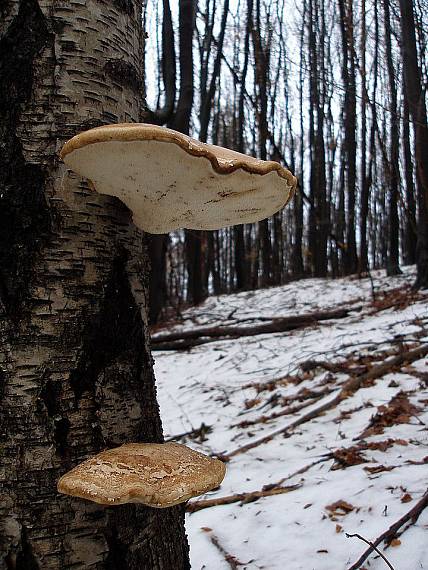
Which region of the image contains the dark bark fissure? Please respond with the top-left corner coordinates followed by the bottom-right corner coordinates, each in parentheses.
top-left (38, 379), bottom-right (71, 457)
top-left (69, 254), bottom-right (143, 404)
top-left (111, 0), bottom-right (135, 17)
top-left (13, 526), bottom-right (40, 570)
top-left (68, 253), bottom-right (162, 449)
top-left (0, 0), bottom-right (52, 316)
top-left (104, 60), bottom-right (142, 92)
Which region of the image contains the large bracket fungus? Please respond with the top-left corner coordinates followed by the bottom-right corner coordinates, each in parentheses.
top-left (57, 443), bottom-right (226, 507)
top-left (60, 123), bottom-right (297, 233)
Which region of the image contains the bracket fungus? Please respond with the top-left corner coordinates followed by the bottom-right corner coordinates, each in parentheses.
top-left (57, 442), bottom-right (226, 507)
top-left (60, 123), bottom-right (297, 233)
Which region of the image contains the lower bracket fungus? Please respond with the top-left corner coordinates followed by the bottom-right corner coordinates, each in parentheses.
top-left (57, 442), bottom-right (226, 507)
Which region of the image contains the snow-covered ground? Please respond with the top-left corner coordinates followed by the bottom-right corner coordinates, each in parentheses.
top-left (153, 267), bottom-right (428, 570)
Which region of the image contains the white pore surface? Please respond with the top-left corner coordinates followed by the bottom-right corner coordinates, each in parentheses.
top-left (154, 267), bottom-right (428, 569)
top-left (65, 140), bottom-right (292, 233)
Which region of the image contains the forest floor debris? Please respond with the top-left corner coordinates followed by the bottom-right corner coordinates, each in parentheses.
top-left (155, 266), bottom-right (428, 569)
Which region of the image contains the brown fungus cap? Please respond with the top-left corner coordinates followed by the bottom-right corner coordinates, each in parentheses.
top-left (60, 123), bottom-right (296, 234)
top-left (57, 442), bottom-right (226, 507)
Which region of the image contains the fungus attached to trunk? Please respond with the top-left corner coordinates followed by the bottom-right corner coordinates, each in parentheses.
top-left (57, 442), bottom-right (226, 507)
top-left (60, 123), bottom-right (296, 233)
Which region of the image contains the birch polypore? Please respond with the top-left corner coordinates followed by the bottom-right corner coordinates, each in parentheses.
top-left (58, 443), bottom-right (226, 507)
top-left (60, 124), bottom-right (297, 233)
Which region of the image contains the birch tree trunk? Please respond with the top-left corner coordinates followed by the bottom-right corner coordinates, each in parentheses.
top-left (0, 1), bottom-right (189, 568)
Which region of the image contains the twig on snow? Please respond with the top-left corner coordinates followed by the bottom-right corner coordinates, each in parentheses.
top-left (347, 488), bottom-right (428, 570)
top-left (221, 344), bottom-right (428, 460)
top-left (262, 455), bottom-right (333, 490)
top-left (346, 532), bottom-right (395, 570)
top-left (187, 484), bottom-right (301, 513)
top-left (201, 529), bottom-right (248, 569)
top-left (164, 422), bottom-right (212, 443)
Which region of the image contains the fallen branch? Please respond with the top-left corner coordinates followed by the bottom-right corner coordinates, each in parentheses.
top-left (188, 455), bottom-right (332, 512)
top-left (347, 488), bottom-right (428, 570)
top-left (151, 307), bottom-right (357, 351)
top-left (262, 455), bottom-right (333, 490)
top-left (232, 392), bottom-right (328, 429)
top-left (346, 533), bottom-right (395, 570)
top-left (240, 338), bottom-right (416, 392)
top-left (187, 483), bottom-right (301, 513)
top-left (164, 422), bottom-right (212, 443)
top-left (201, 529), bottom-right (248, 569)
top-left (222, 343), bottom-right (428, 460)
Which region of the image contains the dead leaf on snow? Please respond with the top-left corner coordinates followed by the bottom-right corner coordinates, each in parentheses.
top-left (407, 456), bottom-right (428, 465)
top-left (326, 500), bottom-right (355, 516)
top-left (364, 464), bottom-right (396, 474)
top-left (359, 392), bottom-right (421, 438)
top-left (331, 438), bottom-right (407, 469)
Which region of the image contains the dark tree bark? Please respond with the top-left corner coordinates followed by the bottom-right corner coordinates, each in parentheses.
top-left (170, 0), bottom-right (195, 135)
top-left (149, 0), bottom-right (199, 319)
top-left (199, 0), bottom-right (229, 142)
top-left (358, 0), bottom-right (369, 274)
top-left (383, 0), bottom-right (401, 276)
top-left (402, 80), bottom-right (417, 265)
top-left (398, 0), bottom-right (428, 287)
top-left (0, 1), bottom-right (189, 568)
top-left (234, 0), bottom-right (253, 291)
top-left (145, 0), bottom-right (176, 325)
top-left (251, 0), bottom-right (273, 287)
top-left (307, 0), bottom-right (328, 277)
top-left (143, 0), bottom-right (176, 125)
top-left (147, 234), bottom-right (169, 324)
top-left (293, 0), bottom-right (306, 278)
top-left (167, 0), bottom-right (204, 305)
top-left (338, 0), bottom-right (358, 274)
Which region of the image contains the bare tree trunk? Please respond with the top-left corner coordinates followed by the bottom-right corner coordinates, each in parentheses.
top-left (398, 0), bottom-right (428, 287)
top-left (383, 0), bottom-right (401, 276)
top-left (168, 0), bottom-right (203, 305)
top-left (0, 1), bottom-right (189, 568)
top-left (293, 0), bottom-right (306, 278)
top-left (338, 0), bottom-right (358, 275)
top-left (147, 234), bottom-right (169, 324)
top-left (146, 0), bottom-right (176, 325)
top-left (199, 0), bottom-right (229, 142)
top-left (251, 0), bottom-right (272, 287)
top-left (402, 81), bottom-right (417, 265)
top-left (307, 0), bottom-right (328, 277)
top-left (358, 0), bottom-right (369, 274)
top-left (234, 0), bottom-right (253, 290)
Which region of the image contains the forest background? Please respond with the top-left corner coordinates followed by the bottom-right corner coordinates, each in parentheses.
top-left (142, 0), bottom-right (428, 324)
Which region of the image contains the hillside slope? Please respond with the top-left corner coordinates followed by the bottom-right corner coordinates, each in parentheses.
top-left (153, 267), bottom-right (428, 570)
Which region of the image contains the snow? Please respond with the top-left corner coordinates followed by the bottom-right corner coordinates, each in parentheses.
top-left (153, 267), bottom-right (428, 570)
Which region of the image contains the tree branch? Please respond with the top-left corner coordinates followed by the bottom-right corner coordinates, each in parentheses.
top-left (222, 343), bottom-right (428, 459)
top-left (347, 489), bottom-right (428, 570)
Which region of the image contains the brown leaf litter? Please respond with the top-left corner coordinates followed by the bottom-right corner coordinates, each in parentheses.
top-left (359, 391), bottom-right (421, 438)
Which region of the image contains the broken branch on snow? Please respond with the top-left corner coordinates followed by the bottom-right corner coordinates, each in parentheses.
top-left (221, 343), bottom-right (428, 460)
top-left (347, 488), bottom-right (428, 570)
top-left (187, 484), bottom-right (301, 513)
top-left (151, 307), bottom-right (359, 350)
